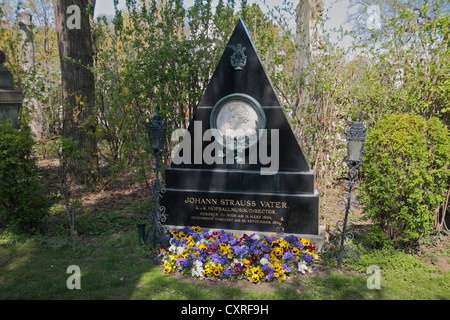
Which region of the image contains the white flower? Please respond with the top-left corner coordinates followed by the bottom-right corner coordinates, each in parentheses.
top-left (260, 258), bottom-right (269, 265)
top-left (191, 262), bottom-right (204, 277)
top-left (298, 262), bottom-right (308, 274)
top-left (192, 268), bottom-right (203, 277)
top-left (193, 260), bottom-right (203, 268)
top-left (176, 246), bottom-right (185, 255)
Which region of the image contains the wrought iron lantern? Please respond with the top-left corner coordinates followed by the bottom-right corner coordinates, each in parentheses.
top-left (320, 112), bottom-right (367, 269)
top-left (346, 113), bottom-right (366, 170)
top-left (336, 113), bottom-right (367, 269)
top-left (144, 113), bottom-right (167, 156)
top-left (139, 111), bottom-right (168, 246)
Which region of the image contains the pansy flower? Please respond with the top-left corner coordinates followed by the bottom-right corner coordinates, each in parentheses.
top-left (233, 263), bottom-right (242, 275)
top-left (273, 247), bottom-right (283, 257)
top-left (163, 265), bottom-right (172, 273)
top-left (282, 251), bottom-right (294, 260)
top-left (251, 274), bottom-right (259, 283)
top-left (223, 267), bottom-right (231, 277)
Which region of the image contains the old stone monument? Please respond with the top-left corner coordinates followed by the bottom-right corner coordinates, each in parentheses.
top-left (0, 51), bottom-right (23, 129)
top-left (161, 20), bottom-right (323, 244)
top-left (18, 9), bottom-right (43, 140)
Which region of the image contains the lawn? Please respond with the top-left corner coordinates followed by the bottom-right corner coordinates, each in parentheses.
top-left (1, 229), bottom-right (448, 301)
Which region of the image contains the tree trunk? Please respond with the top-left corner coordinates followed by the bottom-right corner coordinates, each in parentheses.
top-left (52, 0), bottom-right (97, 184)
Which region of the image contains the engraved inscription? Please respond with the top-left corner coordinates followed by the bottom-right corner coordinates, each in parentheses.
top-left (184, 196), bottom-right (289, 228)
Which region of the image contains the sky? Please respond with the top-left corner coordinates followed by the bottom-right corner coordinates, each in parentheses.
top-left (94, 0), bottom-right (357, 48)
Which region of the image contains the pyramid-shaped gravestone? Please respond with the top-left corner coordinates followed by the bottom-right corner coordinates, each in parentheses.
top-left (162, 19), bottom-right (321, 239)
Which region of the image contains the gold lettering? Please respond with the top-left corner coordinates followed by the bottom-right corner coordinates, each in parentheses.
top-left (185, 197), bottom-right (218, 205)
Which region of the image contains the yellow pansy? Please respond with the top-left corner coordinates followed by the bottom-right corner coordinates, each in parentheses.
top-left (273, 248), bottom-right (282, 256)
top-left (163, 265), bottom-right (172, 273)
top-left (187, 241), bottom-right (195, 248)
top-left (274, 263), bottom-right (282, 273)
top-left (300, 238), bottom-right (310, 247)
top-left (251, 266), bottom-right (260, 274)
top-left (258, 269), bottom-right (264, 278)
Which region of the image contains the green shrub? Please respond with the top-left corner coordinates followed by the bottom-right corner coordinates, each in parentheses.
top-left (0, 122), bottom-right (49, 234)
top-left (360, 114), bottom-right (450, 248)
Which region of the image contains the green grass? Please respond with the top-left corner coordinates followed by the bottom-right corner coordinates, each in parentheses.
top-left (1, 231), bottom-right (448, 300)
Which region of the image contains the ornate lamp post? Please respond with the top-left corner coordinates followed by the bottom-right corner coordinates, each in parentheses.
top-left (337, 113), bottom-right (367, 269)
top-left (139, 111), bottom-right (168, 246)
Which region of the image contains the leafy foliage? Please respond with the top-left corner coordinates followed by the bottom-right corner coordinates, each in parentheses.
top-left (360, 114), bottom-right (450, 248)
top-left (0, 122), bottom-right (49, 234)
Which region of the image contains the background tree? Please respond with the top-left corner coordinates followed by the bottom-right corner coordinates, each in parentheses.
top-left (52, 0), bottom-right (98, 184)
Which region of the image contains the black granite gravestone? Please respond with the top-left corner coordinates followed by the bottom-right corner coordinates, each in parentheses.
top-left (162, 19), bottom-right (321, 239)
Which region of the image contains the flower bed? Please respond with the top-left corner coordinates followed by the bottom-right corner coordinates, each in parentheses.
top-left (156, 226), bottom-right (319, 283)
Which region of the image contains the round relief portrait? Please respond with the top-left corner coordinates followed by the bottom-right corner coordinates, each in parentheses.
top-left (210, 93), bottom-right (266, 150)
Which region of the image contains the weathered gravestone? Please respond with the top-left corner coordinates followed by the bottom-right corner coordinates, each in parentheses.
top-left (162, 20), bottom-right (323, 244)
top-left (19, 9), bottom-right (43, 140)
top-left (0, 50), bottom-right (23, 129)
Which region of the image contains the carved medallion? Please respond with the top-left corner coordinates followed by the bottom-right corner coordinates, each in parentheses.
top-left (210, 93), bottom-right (266, 151)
